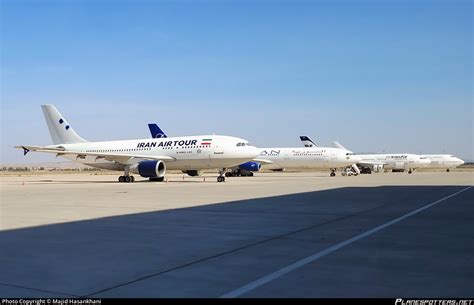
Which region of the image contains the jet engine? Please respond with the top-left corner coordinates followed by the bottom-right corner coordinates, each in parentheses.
top-left (238, 161), bottom-right (261, 172)
top-left (372, 164), bottom-right (384, 172)
top-left (393, 162), bottom-right (405, 170)
top-left (131, 160), bottom-right (166, 178)
top-left (182, 170), bottom-right (202, 177)
top-left (225, 161), bottom-right (261, 177)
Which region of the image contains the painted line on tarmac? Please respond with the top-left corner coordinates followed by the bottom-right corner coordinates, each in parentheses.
top-left (0, 282), bottom-right (79, 297)
top-left (221, 185), bottom-right (473, 298)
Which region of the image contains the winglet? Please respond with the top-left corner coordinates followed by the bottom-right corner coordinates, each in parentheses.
top-left (22, 146), bottom-right (30, 156)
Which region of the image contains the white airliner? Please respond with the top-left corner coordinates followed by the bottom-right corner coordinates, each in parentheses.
top-left (147, 125), bottom-right (360, 177)
top-left (255, 147), bottom-right (361, 176)
top-left (419, 155), bottom-right (464, 171)
top-left (355, 153), bottom-right (431, 174)
top-left (15, 105), bottom-right (259, 182)
top-left (300, 136), bottom-right (431, 174)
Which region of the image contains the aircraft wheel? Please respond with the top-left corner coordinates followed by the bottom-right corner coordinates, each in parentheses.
top-left (125, 176), bottom-right (131, 182)
top-left (249, 172), bottom-right (254, 177)
top-left (217, 176), bottom-right (225, 182)
top-left (330, 172), bottom-right (336, 177)
top-left (130, 176), bottom-right (135, 182)
top-left (225, 172), bottom-right (232, 177)
top-left (446, 169), bottom-right (450, 172)
top-left (118, 176), bottom-right (125, 183)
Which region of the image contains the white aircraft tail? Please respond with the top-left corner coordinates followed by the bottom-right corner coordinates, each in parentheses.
top-left (332, 141), bottom-right (347, 150)
top-left (41, 105), bottom-right (88, 144)
top-left (331, 140), bottom-right (360, 174)
top-left (299, 136), bottom-right (319, 147)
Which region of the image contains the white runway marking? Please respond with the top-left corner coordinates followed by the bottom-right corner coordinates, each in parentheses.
top-left (220, 186), bottom-right (473, 298)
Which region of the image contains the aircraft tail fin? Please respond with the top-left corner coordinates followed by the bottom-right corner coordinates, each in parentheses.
top-left (332, 141), bottom-right (347, 150)
top-left (148, 123), bottom-right (168, 138)
top-left (299, 136), bottom-right (318, 147)
top-left (41, 105), bottom-right (88, 144)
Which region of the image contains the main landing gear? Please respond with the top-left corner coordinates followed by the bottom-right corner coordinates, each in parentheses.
top-left (408, 169), bottom-right (413, 174)
top-left (225, 169), bottom-right (254, 177)
top-left (118, 165), bottom-right (135, 183)
top-left (217, 168), bottom-right (226, 182)
top-left (119, 175), bottom-right (135, 183)
top-left (330, 169), bottom-right (336, 177)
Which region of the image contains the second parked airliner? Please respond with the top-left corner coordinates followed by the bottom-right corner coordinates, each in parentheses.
top-left (147, 124), bottom-right (360, 176)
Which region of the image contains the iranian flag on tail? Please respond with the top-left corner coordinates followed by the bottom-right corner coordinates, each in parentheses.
top-left (201, 138), bottom-right (212, 145)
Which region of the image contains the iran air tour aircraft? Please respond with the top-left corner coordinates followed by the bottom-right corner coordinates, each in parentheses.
top-left (148, 124), bottom-right (360, 177)
top-left (300, 136), bottom-right (432, 174)
top-left (15, 105), bottom-right (259, 183)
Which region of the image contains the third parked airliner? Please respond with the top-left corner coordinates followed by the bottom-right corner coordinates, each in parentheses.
top-left (300, 136), bottom-right (431, 174)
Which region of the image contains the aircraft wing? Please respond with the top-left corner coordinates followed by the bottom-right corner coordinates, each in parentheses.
top-left (252, 158), bottom-right (274, 165)
top-left (15, 145), bottom-right (176, 165)
top-left (357, 160), bottom-right (387, 166)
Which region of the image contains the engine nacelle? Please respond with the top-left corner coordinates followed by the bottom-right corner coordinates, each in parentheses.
top-left (182, 170), bottom-right (202, 177)
top-left (393, 161), bottom-right (405, 170)
top-left (372, 164), bottom-right (384, 172)
top-left (239, 161), bottom-right (261, 172)
top-left (132, 160), bottom-right (166, 178)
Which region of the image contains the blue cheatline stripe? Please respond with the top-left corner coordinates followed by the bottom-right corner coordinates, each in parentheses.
top-left (220, 186), bottom-right (473, 298)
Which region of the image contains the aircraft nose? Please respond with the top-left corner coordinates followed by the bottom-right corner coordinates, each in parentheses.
top-left (246, 146), bottom-right (260, 158)
top-left (455, 158), bottom-right (464, 166)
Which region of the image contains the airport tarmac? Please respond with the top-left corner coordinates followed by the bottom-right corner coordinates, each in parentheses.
top-left (0, 171), bottom-right (473, 297)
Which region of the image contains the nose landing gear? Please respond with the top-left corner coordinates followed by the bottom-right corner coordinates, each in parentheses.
top-left (217, 168), bottom-right (226, 182)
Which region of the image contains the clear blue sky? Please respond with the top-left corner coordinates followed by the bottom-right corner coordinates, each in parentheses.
top-left (1, 0), bottom-right (472, 164)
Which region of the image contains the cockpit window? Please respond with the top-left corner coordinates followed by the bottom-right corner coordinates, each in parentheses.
top-left (237, 142), bottom-right (251, 147)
